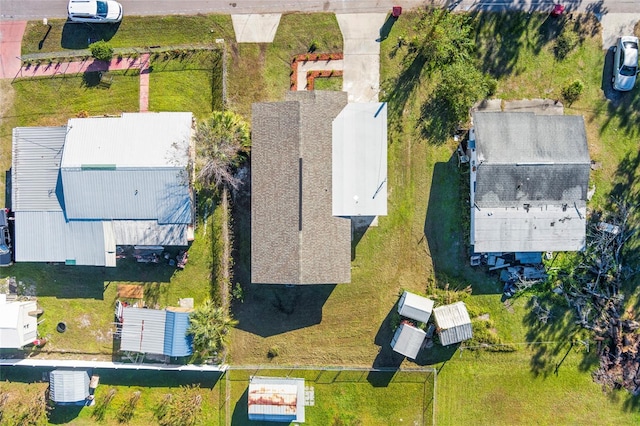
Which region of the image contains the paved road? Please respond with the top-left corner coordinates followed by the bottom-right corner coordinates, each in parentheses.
top-left (0, 0), bottom-right (425, 20)
top-left (1, 0), bottom-right (636, 21)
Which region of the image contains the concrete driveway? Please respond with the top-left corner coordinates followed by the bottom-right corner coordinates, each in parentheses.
top-left (336, 13), bottom-right (387, 103)
top-left (599, 13), bottom-right (640, 49)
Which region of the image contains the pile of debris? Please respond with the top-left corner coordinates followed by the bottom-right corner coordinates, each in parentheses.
top-left (559, 201), bottom-right (639, 395)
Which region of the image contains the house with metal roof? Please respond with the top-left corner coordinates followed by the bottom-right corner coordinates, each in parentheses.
top-left (391, 322), bottom-right (426, 359)
top-left (397, 291), bottom-right (434, 324)
top-left (120, 306), bottom-right (193, 357)
top-left (0, 294), bottom-right (38, 348)
top-left (251, 92), bottom-right (388, 285)
top-left (248, 376), bottom-right (305, 423)
top-left (468, 111), bottom-right (590, 254)
top-left (433, 302), bottom-right (473, 346)
top-left (11, 112), bottom-right (195, 267)
top-left (49, 369), bottom-right (91, 404)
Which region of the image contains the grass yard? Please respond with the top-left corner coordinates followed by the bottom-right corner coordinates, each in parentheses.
top-left (21, 15), bottom-right (234, 54)
top-left (313, 75), bottom-right (343, 91)
top-left (0, 367), bottom-right (224, 425)
top-left (148, 49), bottom-right (224, 117)
top-left (225, 367), bottom-right (433, 425)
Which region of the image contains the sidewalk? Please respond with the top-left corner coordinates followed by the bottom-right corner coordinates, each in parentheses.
top-left (0, 20), bottom-right (26, 79)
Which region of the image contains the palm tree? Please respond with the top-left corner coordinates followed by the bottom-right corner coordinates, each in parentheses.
top-left (194, 110), bottom-right (250, 192)
top-left (188, 299), bottom-right (238, 361)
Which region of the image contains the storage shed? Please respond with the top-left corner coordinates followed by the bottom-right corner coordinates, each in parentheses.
top-left (397, 291), bottom-right (434, 323)
top-left (391, 322), bottom-right (426, 359)
top-left (0, 294), bottom-right (38, 348)
top-left (49, 369), bottom-right (91, 404)
top-left (433, 302), bottom-right (473, 346)
top-left (248, 376), bottom-right (305, 423)
top-left (120, 306), bottom-right (193, 357)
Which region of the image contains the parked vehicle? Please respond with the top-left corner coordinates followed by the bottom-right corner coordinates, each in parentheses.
top-left (0, 209), bottom-right (13, 267)
top-left (67, 0), bottom-right (123, 23)
top-left (612, 36), bottom-right (639, 92)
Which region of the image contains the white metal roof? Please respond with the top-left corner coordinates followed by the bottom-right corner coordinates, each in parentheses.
top-left (11, 126), bottom-right (67, 212)
top-left (248, 376), bottom-right (305, 423)
top-left (63, 112), bottom-right (192, 168)
top-left (472, 204), bottom-right (586, 252)
top-left (49, 369), bottom-right (90, 403)
top-left (398, 291), bottom-right (434, 324)
top-left (433, 302), bottom-right (473, 346)
top-left (391, 323), bottom-right (426, 359)
top-left (332, 102), bottom-right (387, 217)
top-left (120, 307), bottom-right (167, 355)
top-left (0, 299), bottom-right (38, 348)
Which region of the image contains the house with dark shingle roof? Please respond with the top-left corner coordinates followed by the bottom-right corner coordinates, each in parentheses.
top-left (251, 91), bottom-right (388, 285)
top-left (252, 92), bottom-right (352, 284)
top-left (469, 111), bottom-right (590, 254)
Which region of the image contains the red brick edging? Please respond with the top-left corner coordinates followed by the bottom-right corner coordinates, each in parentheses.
top-left (290, 52), bottom-right (343, 91)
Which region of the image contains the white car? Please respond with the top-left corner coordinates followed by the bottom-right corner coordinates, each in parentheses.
top-left (68, 0), bottom-right (123, 23)
top-left (612, 36), bottom-right (638, 92)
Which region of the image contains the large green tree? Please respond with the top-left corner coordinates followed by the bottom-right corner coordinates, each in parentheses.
top-left (188, 299), bottom-right (238, 362)
top-left (194, 110), bottom-right (250, 191)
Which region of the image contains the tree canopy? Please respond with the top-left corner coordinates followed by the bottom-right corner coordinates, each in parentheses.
top-left (194, 110), bottom-right (250, 191)
top-left (188, 299), bottom-right (238, 362)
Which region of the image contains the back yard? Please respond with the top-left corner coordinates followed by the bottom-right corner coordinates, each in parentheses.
top-left (0, 9), bottom-right (639, 425)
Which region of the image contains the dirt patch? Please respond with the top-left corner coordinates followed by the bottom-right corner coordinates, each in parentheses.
top-left (476, 313), bottom-right (490, 321)
top-left (78, 314), bottom-right (91, 328)
top-left (0, 80), bottom-right (15, 125)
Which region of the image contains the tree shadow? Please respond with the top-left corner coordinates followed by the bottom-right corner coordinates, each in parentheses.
top-left (232, 284), bottom-right (335, 337)
top-left (522, 294), bottom-right (593, 377)
top-left (596, 53), bottom-right (640, 137)
top-left (382, 53), bottom-right (427, 134)
top-left (61, 22), bottom-right (121, 50)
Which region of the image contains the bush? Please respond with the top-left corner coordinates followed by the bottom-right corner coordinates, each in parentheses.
top-left (267, 346), bottom-right (280, 358)
top-left (554, 29), bottom-right (579, 60)
top-left (89, 40), bottom-right (114, 62)
top-left (562, 79), bottom-right (584, 106)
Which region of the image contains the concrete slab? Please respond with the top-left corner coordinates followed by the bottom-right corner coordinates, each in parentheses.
top-left (336, 13), bottom-right (387, 103)
top-left (231, 14), bottom-right (281, 43)
top-left (599, 13), bottom-right (640, 50)
top-left (0, 21), bottom-right (26, 79)
top-left (503, 99), bottom-right (564, 115)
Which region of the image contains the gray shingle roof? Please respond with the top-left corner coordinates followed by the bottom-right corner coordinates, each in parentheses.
top-left (251, 91), bottom-right (351, 284)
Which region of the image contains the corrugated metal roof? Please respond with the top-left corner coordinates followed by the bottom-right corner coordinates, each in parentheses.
top-left (112, 220), bottom-right (189, 246)
top-left (391, 323), bottom-right (426, 359)
top-left (398, 291), bottom-right (434, 324)
top-left (248, 376), bottom-right (305, 423)
top-left (251, 91), bottom-right (351, 284)
top-left (433, 302), bottom-right (473, 346)
top-left (473, 204), bottom-right (586, 253)
top-left (49, 369), bottom-right (90, 403)
top-left (62, 112), bottom-right (193, 168)
top-left (11, 126), bottom-right (67, 212)
top-left (121, 307), bottom-right (167, 355)
top-left (14, 211), bottom-right (108, 266)
top-left (164, 309), bottom-right (193, 357)
top-left (61, 168), bottom-right (192, 224)
top-left (332, 102), bottom-right (388, 216)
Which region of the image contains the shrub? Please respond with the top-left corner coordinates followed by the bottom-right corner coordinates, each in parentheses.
top-left (89, 40), bottom-right (114, 62)
top-left (267, 346), bottom-right (280, 358)
top-left (562, 79), bottom-right (584, 106)
top-left (308, 39), bottom-right (319, 53)
top-left (554, 29), bottom-right (578, 60)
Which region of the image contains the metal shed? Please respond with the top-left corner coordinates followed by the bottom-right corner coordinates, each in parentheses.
top-left (391, 322), bottom-right (426, 359)
top-left (433, 302), bottom-right (473, 346)
top-left (49, 369), bottom-right (91, 404)
top-left (120, 307), bottom-right (167, 355)
top-left (397, 291), bottom-right (434, 324)
top-left (248, 376), bottom-right (305, 423)
top-left (164, 308), bottom-right (193, 357)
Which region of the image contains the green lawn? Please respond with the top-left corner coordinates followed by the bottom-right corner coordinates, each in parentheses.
top-left (21, 16), bottom-right (234, 54)
top-left (0, 367), bottom-right (224, 425)
top-left (226, 367), bottom-right (433, 425)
